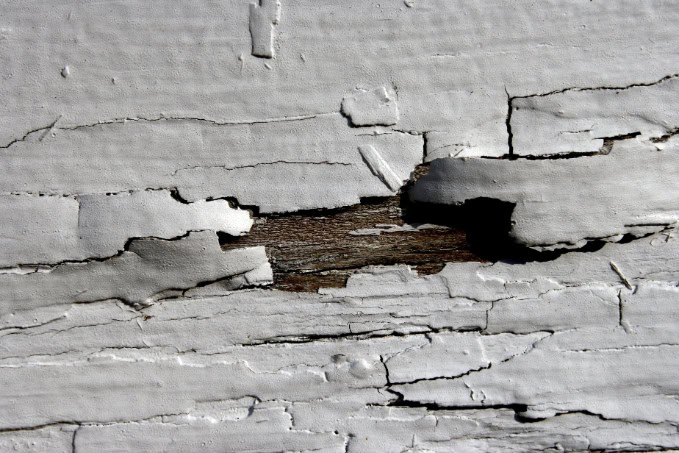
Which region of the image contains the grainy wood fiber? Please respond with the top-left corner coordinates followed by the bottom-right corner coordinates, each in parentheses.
top-left (222, 166), bottom-right (480, 291)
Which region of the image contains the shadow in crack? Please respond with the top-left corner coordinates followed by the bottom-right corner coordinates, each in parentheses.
top-left (403, 196), bottom-right (607, 264)
top-left (400, 197), bottom-right (516, 261)
top-left (220, 164), bottom-right (608, 292)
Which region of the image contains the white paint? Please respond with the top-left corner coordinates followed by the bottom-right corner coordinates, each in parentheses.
top-left (358, 145), bottom-right (405, 192)
top-left (412, 140), bottom-right (679, 249)
top-left (78, 190), bottom-right (252, 257)
top-left (249, 0), bottom-right (282, 58)
top-left (1, 1), bottom-right (678, 450)
top-left (0, 232), bottom-right (272, 318)
top-left (1, 114), bottom-right (422, 213)
top-left (1, 230), bottom-right (679, 449)
top-left (342, 86), bottom-right (400, 127)
top-left (0, 190), bottom-right (253, 267)
top-left (512, 74), bottom-right (679, 156)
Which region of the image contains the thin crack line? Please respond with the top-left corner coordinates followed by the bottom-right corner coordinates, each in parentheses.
top-left (0, 112), bottom-right (338, 150)
top-left (505, 73), bottom-right (679, 155)
top-left (512, 73), bottom-right (679, 100)
top-left (172, 160), bottom-right (353, 176)
top-left (386, 331), bottom-right (552, 387)
top-left (0, 230), bottom-right (211, 274)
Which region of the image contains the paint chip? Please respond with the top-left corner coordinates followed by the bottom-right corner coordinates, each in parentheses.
top-left (341, 86), bottom-right (399, 127)
top-left (358, 145), bottom-right (403, 192)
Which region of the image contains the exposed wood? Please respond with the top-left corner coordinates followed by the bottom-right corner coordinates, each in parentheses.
top-left (3, 1), bottom-right (679, 451)
top-left (222, 166), bottom-right (480, 292)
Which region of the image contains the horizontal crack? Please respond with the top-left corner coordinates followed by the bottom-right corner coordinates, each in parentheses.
top-left (0, 230), bottom-right (211, 274)
top-left (0, 421), bottom-right (81, 435)
top-left (0, 112), bottom-right (338, 150)
top-left (512, 73), bottom-right (679, 100)
top-left (238, 326), bottom-right (472, 347)
top-left (172, 160), bottom-right (353, 176)
top-left (385, 331), bottom-right (551, 386)
top-left (505, 73), bottom-right (678, 156)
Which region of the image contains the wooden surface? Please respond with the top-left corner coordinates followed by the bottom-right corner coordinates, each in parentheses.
top-left (222, 165), bottom-right (482, 291)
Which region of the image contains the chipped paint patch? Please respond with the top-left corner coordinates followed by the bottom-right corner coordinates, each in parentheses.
top-left (1, 1), bottom-right (679, 450)
top-left (249, 0), bottom-right (282, 58)
top-left (342, 86), bottom-right (400, 127)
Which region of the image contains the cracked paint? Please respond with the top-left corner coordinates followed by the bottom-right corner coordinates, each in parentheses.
top-left (411, 140), bottom-right (679, 250)
top-left (0, 189), bottom-right (253, 267)
top-left (0, 113), bottom-right (423, 212)
top-left (510, 73), bottom-right (679, 156)
top-left (1, 1), bottom-right (679, 451)
top-left (0, 232), bottom-right (272, 319)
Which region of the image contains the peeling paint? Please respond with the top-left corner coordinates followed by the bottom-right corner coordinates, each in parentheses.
top-left (1, 1), bottom-right (679, 451)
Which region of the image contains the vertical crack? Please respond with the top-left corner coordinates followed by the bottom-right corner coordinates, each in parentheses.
top-left (505, 87), bottom-right (515, 156)
top-left (421, 130), bottom-right (429, 162)
top-left (379, 354), bottom-right (405, 404)
top-left (617, 288), bottom-right (633, 334)
top-left (71, 426), bottom-right (79, 453)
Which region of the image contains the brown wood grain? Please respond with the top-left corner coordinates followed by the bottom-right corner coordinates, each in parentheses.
top-left (221, 165), bottom-right (485, 292)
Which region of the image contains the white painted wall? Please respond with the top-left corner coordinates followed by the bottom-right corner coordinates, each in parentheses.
top-left (1, 1), bottom-right (678, 451)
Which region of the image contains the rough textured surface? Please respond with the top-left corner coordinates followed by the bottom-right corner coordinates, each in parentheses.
top-left (2, 1), bottom-right (679, 451)
top-left (221, 187), bottom-right (478, 292)
top-left (412, 139), bottom-right (679, 250)
top-left (2, 231), bottom-right (679, 451)
top-left (1, 114), bottom-right (422, 213)
top-left (511, 74), bottom-right (679, 156)
top-left (0, 232), bottom-right (272, 319)
top-left (342, 87), bottom-right (400, 127)
top-left (0, 190), bottom-right (253, 267)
